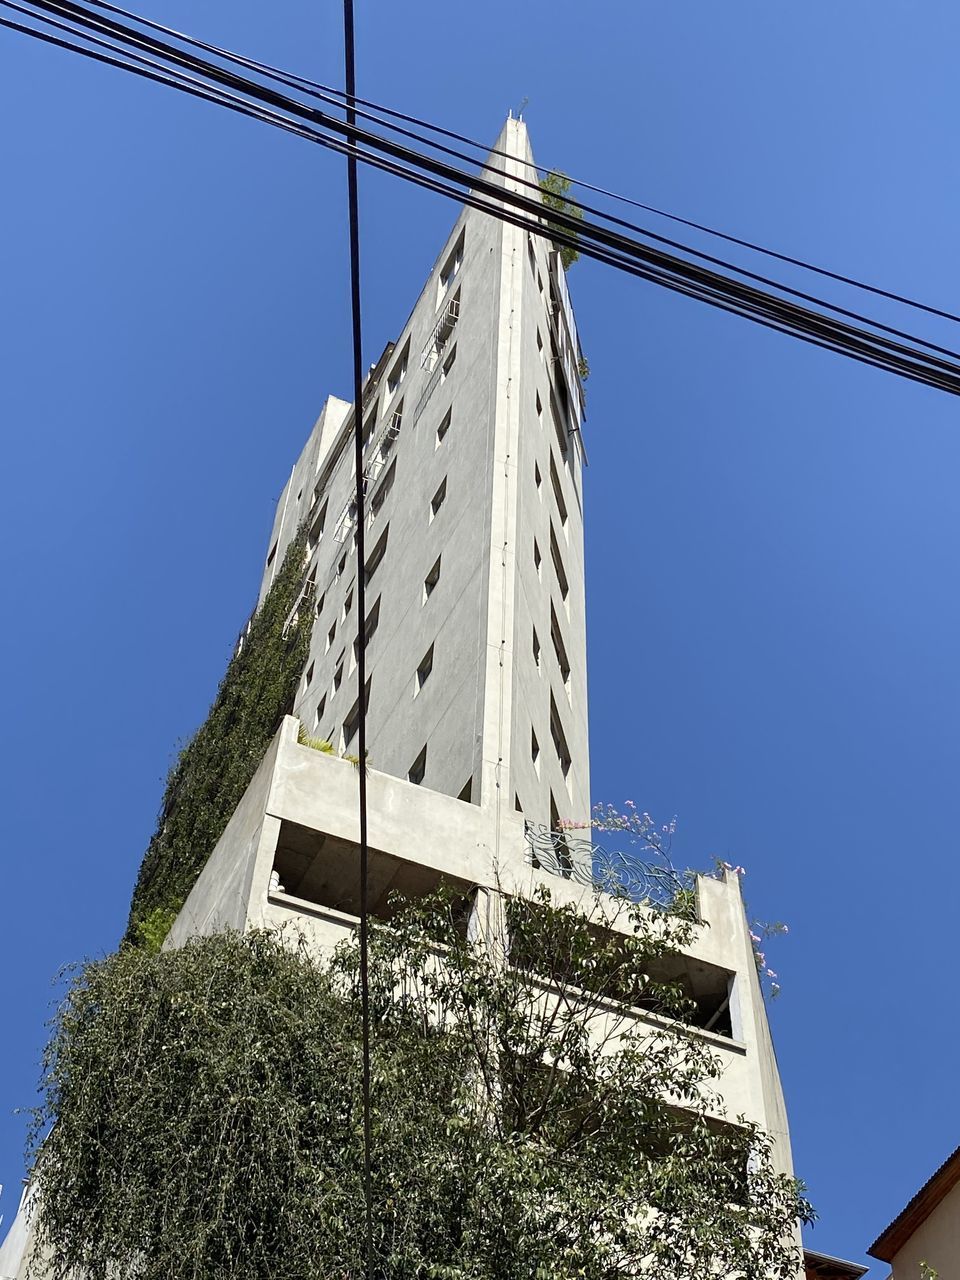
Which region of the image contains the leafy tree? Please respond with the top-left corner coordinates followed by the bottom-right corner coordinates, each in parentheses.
top-left (540, 169), bottom-right (583, 270)
top-left (29, 886), bottom-right (811, 1279)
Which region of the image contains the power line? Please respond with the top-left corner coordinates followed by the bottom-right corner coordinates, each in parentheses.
top-left (62, 0), bottom-right (960, 331)
top-left (5, 0), bottom-right (960, 396)
top-left (67, 0), bottom-right (960, 329)
top-left (340, 1), bottom-right (375, 1276)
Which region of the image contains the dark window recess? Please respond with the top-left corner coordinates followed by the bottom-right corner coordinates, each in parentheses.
top-left (550, 525), bottom-right (569, 600)
top-left (550, 453), bottom-right (567, 525)
top-left (271, 818), bottom-right (475, 937)
top-left (424, 555), bottom-right (441, 600)
top-left (363, 596), bottom-right (381, 647)
top-left (431, 477), bottom-right (448, 519)
top-left (458, 776), bottom-right (473, 804)
top-left (549, 694), bottom-right (571, 779)
top-left (342, 677), bottom-right (371, 748)
top-left (364, 527), bottom-right (389, 584)
top-left (408, 745), bottom-right (427, 785)
top-left (308, 500), bottom-right (328, 552)
top-left (370, 458), bottom-right (397, 517)
top-left (437, 408), bottom-right (452, 445)
top-left (415, 644), bottom-right (434, 694)
top-left (550, 605), bottom-right (570, 687)
top-left (266, 541), bottom-right (278, 569)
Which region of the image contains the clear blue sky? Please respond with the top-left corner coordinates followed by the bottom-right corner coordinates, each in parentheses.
top-left (2, 1), bottom-right (958, 1268)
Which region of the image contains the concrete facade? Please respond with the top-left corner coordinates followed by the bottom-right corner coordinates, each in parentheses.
top-left (0, 119), bottom-right (807, 1279)
top-left (258, 118), bottom-right (589, 830)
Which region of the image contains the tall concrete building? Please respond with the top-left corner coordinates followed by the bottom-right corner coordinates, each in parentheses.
top-left (258, 115), bottom-right (589, 833)
top-left (0, 119), bottom-right (822, 1280)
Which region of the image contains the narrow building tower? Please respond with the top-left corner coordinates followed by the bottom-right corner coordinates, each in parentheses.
top-left (258, 117), bottom-right (590, 832)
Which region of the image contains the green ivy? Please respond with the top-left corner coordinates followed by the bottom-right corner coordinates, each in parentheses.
top-left (539, 169), bottom-right (583, 271)
top-left (124, 527), bottom-right (311, 944)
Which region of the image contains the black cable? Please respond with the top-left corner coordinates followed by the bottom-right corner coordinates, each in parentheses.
top-left (23, 0), bottom-right (960, 375)
top-left (5, 3), bottom-right (960, 397)
top-left (75, 0), bottom-right (960, 328)
top-left (341, 3), bottom-right (375, 1276)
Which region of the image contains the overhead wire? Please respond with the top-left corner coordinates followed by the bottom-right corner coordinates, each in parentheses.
top-left (5, 0), bottom-right (960, 396)
top-left (71, 0), bottom-right (960, 328)
top-left (340, 1), bottom-right (375, 1276)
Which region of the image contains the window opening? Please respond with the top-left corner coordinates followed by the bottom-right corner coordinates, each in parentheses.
top-left (551, 605), bottom-right (571, 690)
top-left (438, 231), bottom-right (465, 301)
top-left (550, 453), bottom-right (568, 526)
top-left (423, 555), bottom-right (441, 601)
top-left (343, 678), bottom-right (371, 749)
top-left (370, 457), bottom-right (397, 519)
top-left (550, 525), bottom-right (569, 600)
top-left (436, 407), bottom-right (452, 446)
top-left (415, 644), bottom-right (435, 695)
top-left (550, 695), bottom-right (572, 780)
top-left (364, 527), bottom-right (389, 585)
top-left (386, 342), bottom-right (409, 400)
top-left (408, 745), bottom-right (427, 786)
top-left (430, 478), bottom-right (447, 521)
top-left (363, 596), bottom-right (381, 648)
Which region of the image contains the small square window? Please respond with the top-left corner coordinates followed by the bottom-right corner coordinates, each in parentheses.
top-left (365, 527), bottom-right (389, 585)
top-left (436, 408), bottom-right (452, 447)
top-left (441, 345), bottom-right (457, 381)
top-left (458, 776), bottom-right (473, 804)
top-left (531, 728), bottom-right (540, 771)
top-left (438, 231), bottom-right (464, 300)
top-left (342, 678), bottom-right (371, 749)
top-left (387, 344), bottom-right (409, 399)
top-left (430, 478), bottom-right (447, 521)
top-left (304, 661), bottom-right (315, 691)
top-left (315, 591), bottom-right (325, 618)
top-left (550, 525), bottom-right (569, 601)
top-left (533, 538), bottom-right (542, 579)
top-left (333, 663), bottom-right (344, 694)
top-left (536, 329), bottom-right (544, 360)
top-left (266, 541), bottom-right (278, 570)
top-left (534, 462), bottom-right (542, 496)
top-left (415, 644), bottom-right (434, 696)
top-left (337, 553), bottom-right (347, 580)
top-left (315, 695), bottom-right (326, 727)
top-left (423, 556), bottom-right (441, 602)
top-left (308, 501), bottom-right (328, 553)
top-left (550, 454), bottom-right (568, 527)
top-left (363, 597), bottom-right (381, 648)
top-left (342, 589), bottom-right (354, 621)
top-left (408, 745), bottom-right (427, 786)
top-left (326, 622), bottom-right (337, 652)
top-left (536, 391), bottom-right (543, 420)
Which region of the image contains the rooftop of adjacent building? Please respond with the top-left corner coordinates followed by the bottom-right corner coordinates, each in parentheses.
top-left (868, 1140), bottom-right (960, 1263)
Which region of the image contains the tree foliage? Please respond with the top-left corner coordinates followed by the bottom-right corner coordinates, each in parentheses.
top-left (31, 888), bottom-right (811, 1279)
top-left (539, 169), bottom-right (583, 270)
top-left (125, 527), bottom-right (311, 944)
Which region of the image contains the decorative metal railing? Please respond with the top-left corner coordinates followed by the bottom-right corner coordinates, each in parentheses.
top-left (523, 823), bottom-right (691, 911)
top-left (365, 409), bottom-right (402, 481)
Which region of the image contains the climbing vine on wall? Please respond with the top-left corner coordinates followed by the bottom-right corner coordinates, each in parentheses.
top-left (125, 526), bottom-right (311, 945)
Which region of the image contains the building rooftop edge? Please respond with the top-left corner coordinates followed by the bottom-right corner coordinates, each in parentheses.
top-left (867, 1141), bottom-right (960, 1261)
